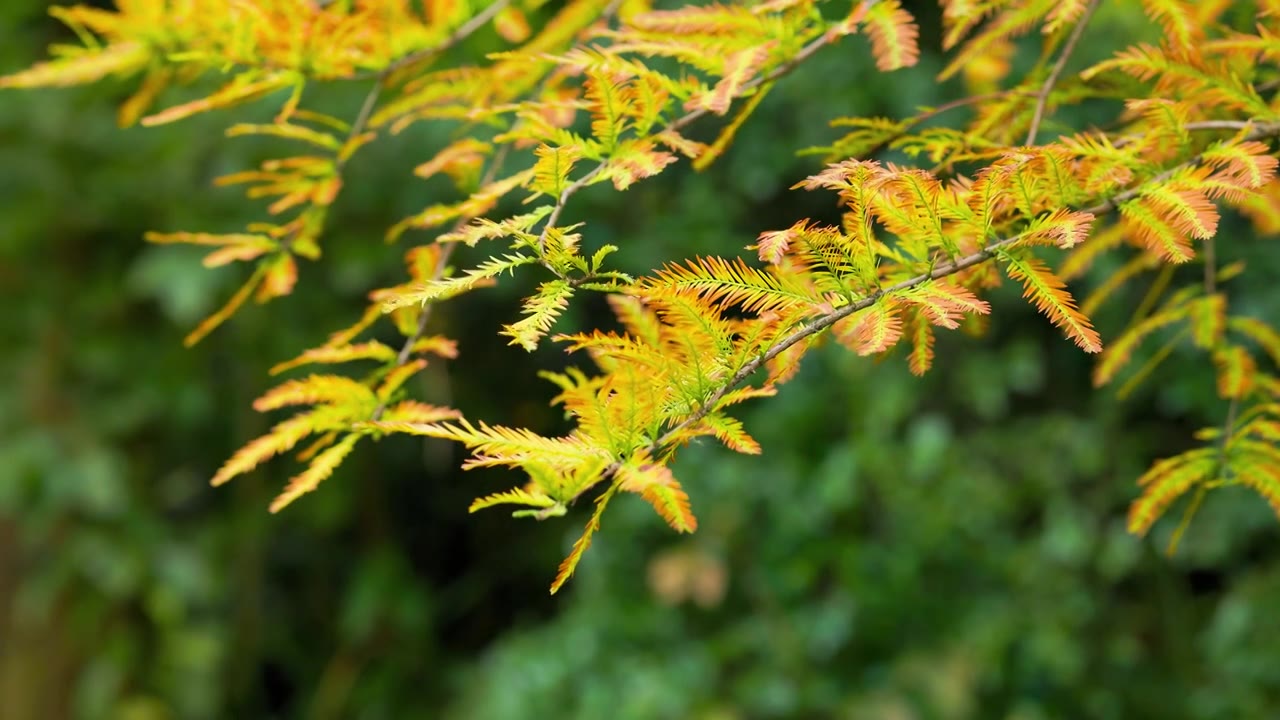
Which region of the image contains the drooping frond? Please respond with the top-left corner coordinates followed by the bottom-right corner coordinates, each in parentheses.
top-left (617, 459), bottom-right (698, 532)
top-left (144, 231), bottom-right (280, 269)
top-left (0, 42), bottom-right (149, 89)
top-left (606, 294), bottom-right (664, 347)
top-left (469, 486), bottom-right (561, 515)
top-left (896, 280), bottom-right (991, 330)
top-left (864, 0), bottom-right (920, 71)
top-left (1021, 209), bottom-right (1094, 249)
top-left (1187, 294), bottom-right (1226, 350)
top-left (211, 413), bottom-right (319, 488)
top-left (808, 116), bottom-right (910, 163)
top-left (1128, 448), bottom-right (1217, 536)
top-left (437, 207), bottom-right (554, 247)
top-left (387, 170), bottom-right (536, 241)
top-left (414, 137), bottom-right (493, 187)
top-left (692, 412), bottom-right (761, 455)
top-left (226, 121), bottom-right (343, 151)
top-left (144, 72), bottom-right (299, 127)
top-left (1141, 0), bottom-right (1199, 52)
top-left (938, 0), bottom-right (1051, 80)
top-left (690, 44), bottom-right (772, 115)
top-left (600, 139), bottom-right (679, 190)
top-left (1199, 140), bottom-right (1280, 198)
top-left (1080, 254), bottom-right (1159, 317)
top-left (378, 400), bottom-right (462, 425)
top-left (833, 301), bottom-right (904, 356)
top-left (376, 359), bottom-right (429, 403)
top-left (1000, 252), bottom-right (1102, 353)
top-left (1233, 448), bottom-right (1280, 519)
top-left (269, 434), bottom-right (362, 513)
top-left (503, 280), bottom-right (575, 351)
top-left (1230, 316), bottom-right (1280, 369)
top-left (254, 374), bottom-right (375, 412)
top-left (550, 482), bottom-right (619, 594)
top-left (380, 253), bottom-right (539, 310)
top-left (904, 309), bottom-right (936, 376)
top-left (754, 220), bottom-right (810, 265)
top-left (1043, 0), bottom-right (1091, 36)
top-left (270, 341), bottom-right (399, 375)
top-left (639, 256), bottom-right (821, 315)
top-left (370, 418), bottom-right (609, 472)
top-left (182, 265), bottom-right (266, 347)
top-left (528, 144), bottom-right (584, 198)
top-left (1212, 345), bottom-right (1256, 399)
top-left (692, 80), bottom-right (774, 171)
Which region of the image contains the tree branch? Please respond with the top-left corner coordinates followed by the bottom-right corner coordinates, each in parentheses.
top-left (570, 120), bottom-right (1280, 503)
top-left (1025, 0), bottom-right (1100, 146)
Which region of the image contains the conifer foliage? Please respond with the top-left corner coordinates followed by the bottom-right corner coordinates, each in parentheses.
top-left (6, 0), bottom-right (1280, 592)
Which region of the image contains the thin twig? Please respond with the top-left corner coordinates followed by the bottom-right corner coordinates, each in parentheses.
top-left (352, 0), bottom-right (513, 82)
top-left (337, 81), bottom-right (383, 170)
top-left (1203, 237), bottom-right (1217, 296)
top-left (1166, 485), bottom-right (1207, 557)
top-left (1025, 0), bottom-right (1100, 146)
top-left (1113, 119), bottom-right (1261, 149)
top-left (1183, 120), bottom-right (1257, 132)
top-left (370, 145), bottom-right (512, 421)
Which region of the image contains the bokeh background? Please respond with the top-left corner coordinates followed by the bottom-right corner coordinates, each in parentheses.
top-left (4, 1), bottom-right (1280, 718)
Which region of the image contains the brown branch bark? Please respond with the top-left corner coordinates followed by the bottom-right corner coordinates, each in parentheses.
top-left (1025, 0), bottom-right (1101, 146)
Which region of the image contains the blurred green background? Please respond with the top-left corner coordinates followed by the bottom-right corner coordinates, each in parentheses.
top-left (4, 2), bottom-right (1280, 718)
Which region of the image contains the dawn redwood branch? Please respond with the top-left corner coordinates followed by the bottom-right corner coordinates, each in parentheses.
top-left (567, 120), bottom-right (1280, 503)
top-left (1025, 0), bottom-right (1100, 146)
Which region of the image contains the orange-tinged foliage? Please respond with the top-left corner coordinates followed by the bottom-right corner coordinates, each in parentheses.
top-left (834, 302), bottom-right (904, 356)
top-left (1001, 254), bottom-right (1102, 353)
top-left (550, 483), bottom-right (616, 594)
top-left (269, 434), bottom-right (361, 513)
top-left (618, 459), bottom-right (698, 532)
top-left (865, 0), bottom-right (920, 72)
top-left (8, 0), bottom-right (1280, 590)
